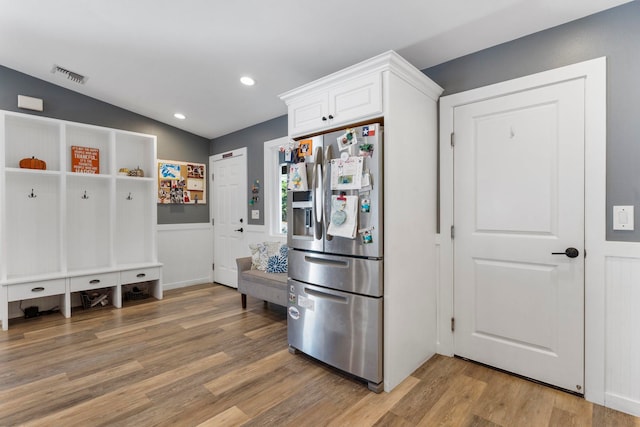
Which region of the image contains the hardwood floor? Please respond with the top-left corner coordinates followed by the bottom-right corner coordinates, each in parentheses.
top-left (0, 283), bottom-right (638, 426)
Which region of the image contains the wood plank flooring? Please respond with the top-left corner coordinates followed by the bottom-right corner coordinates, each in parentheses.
top-left (0, 283), bottom-right (638, 426)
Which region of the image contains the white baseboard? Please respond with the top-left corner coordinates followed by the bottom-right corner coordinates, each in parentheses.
top-left (163, 277), bottom-right (212, 291)
top-left (605, 393), bottom-right (640, 418)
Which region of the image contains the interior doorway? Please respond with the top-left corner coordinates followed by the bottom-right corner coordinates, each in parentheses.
top-left (438, 57), bottom-right (607, 399)
top-left (452, 78), bottom-right (585, 393)
top-left (210, 148), bottom-right (247, 288)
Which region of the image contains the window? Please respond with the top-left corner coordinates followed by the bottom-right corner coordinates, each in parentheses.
top-left (279, 163), bottom-right (288, 234)
top-left (264, 136), bottom-right (290, 237)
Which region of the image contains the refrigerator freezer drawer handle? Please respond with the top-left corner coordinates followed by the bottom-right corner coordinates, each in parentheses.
top-left (304, 288), bottom-right (348, 303)
top-left (304, 256), bottom-right (349, 268)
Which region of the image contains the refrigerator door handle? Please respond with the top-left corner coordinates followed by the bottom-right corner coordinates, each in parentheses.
top-left (323, 144), bottom-right (333, 241)
top-left (313, 146), bottom-right (323, 240)
top-left (304, 287), bottom-right (348, 304)
top-left (304, 255), bottom-right (349, 268)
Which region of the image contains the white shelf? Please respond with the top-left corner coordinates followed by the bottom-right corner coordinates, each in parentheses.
top-left (0, 110), bottom-right (162, 330)
top-left (5, 167), bottom-right (62, 176)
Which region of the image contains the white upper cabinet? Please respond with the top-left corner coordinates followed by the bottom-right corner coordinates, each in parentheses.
top-left (288, 72), bottom-right (383, 137)
top-left (280, 51), bottom-right (443, 139)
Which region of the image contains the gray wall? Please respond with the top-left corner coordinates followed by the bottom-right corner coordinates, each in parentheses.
top-left (422, 1), bottom-right (640, 241)
top-left (0, 65), bottom-right (210, 224)
top-left (6, 1), bottom-right (637, 235)
top-left (210, 1), bottom-right (640, 241)
top-left (210, 116), bottom-right (287, 225)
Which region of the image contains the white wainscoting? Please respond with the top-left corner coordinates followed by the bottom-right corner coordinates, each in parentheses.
top-left (603, 241), bottom-right (640, 417)
top-left (158, 223), bottom-right (213, 290)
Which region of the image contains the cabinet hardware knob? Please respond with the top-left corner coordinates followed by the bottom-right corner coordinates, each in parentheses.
top-left (31, 287), bottom-right (45, 292)
top-left (89, 279), bottom-right (100, 284)
top-left (136, 273), bottom-right (146, 278)
top-left (322, 116), bottom-right (328, 121)
top-left (328, 114), bottom-right (334, 120)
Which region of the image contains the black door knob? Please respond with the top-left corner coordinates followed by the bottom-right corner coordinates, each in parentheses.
top-left (234, 227), bottom-right (244, 233)
top-left (551, 247), bottom-right (579, 258)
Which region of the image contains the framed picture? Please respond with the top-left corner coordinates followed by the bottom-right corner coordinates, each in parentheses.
top-left (71, 146), bottom-right (100, 174)
top-left (157, 159), bottom-right (207, 204)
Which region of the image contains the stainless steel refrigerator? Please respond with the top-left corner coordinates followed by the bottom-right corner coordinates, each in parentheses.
top-left (287, 123), bottom-right (383, 392)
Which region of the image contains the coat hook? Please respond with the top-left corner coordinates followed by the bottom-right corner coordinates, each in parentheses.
top-left (81, 190), bottom-right (89, 199)
top-left (126, 192), bottom-right (133, 200)
top-left (28, 188), bottom-right (37, 198)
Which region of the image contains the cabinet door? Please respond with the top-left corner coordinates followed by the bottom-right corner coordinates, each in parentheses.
top-left (329, 72), bottom-right (382, 128)
top-left (289, 92), bottom-right (329, 137)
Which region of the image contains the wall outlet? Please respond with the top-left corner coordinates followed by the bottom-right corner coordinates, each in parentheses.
top-left (251, 210), bottom-right (260, 220)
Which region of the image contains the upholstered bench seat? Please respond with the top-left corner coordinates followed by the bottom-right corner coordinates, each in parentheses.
top-left (236, 257), bottom-right (287, 308)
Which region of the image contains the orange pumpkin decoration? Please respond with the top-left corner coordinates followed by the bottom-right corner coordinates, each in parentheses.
top-left (19, 156), bottom-right (47, 170)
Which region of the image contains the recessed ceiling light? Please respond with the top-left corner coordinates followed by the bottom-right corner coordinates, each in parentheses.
top-left (174, 113), bottom-right (186, 120)
top-left (240, 76), bottom-right (255, 86)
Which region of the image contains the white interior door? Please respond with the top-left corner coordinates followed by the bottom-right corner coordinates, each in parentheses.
top-left (453, 78), bottom-right (585, 393)
top-left (210, 148), bottom-right (247, 288)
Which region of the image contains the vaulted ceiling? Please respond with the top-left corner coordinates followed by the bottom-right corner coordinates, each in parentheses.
top-left (0, 0), bottom-right (631, 139)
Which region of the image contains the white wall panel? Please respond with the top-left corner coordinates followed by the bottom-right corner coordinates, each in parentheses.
top-left (158, 223), bottom-right (213, 289)
top-left (605, 245), bottom-right (640, 417)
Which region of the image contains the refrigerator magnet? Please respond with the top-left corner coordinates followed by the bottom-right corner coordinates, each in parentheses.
top-left (361, 171), bottom-right (371, 189)
top-left (362, 125), bottom-right (375, 137)
top-left (360, 197), bottom-right (370, 213)
top-left (297, 139), bottom-right (312, 158)
top-left (288, 306), bottom-right (300, 320)
top-left (337, 128), bottom-right (358, 151)
top-left (360, 229), bottom-right (373, 244)
top-left (359, 143), bottom-right (374, 157)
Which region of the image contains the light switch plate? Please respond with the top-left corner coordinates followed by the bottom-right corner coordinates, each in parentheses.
top-left (613, 205), bottom-right (634, 230)
top-left (251, 209), bottom-right (260, 220)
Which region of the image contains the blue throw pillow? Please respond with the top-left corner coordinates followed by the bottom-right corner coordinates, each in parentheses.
top-left (279, 245), bottom-right (288, 257)
top-left (266, 254), bottom-right (287, 273)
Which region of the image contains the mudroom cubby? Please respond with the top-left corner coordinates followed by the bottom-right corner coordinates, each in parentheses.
top-left (0, 110), bottom-right (162, 330)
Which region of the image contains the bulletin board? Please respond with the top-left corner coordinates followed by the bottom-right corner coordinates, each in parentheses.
top-left (157, 159), bottom-right (207, 204)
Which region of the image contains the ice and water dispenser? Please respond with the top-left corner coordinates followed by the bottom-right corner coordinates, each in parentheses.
top-left (289, 190), bottom-right (315, 239)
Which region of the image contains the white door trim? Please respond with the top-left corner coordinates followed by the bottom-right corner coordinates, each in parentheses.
top-left (210, 147), bottom-right (247, 163)
top-left (263, 136), bottom-right (289, 239)
top-left (438, 57), bottom-right (607, 404)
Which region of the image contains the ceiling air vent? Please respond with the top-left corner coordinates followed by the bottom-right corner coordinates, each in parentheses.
top-left (51, 64), bottom-right (88, 84)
